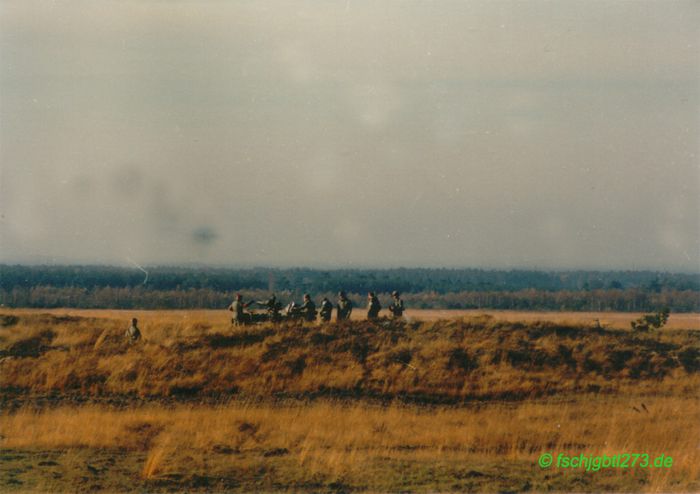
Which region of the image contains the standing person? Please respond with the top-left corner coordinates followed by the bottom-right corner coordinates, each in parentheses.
top-left (298, 294), bottom-right (317, 322)
top-left (125, 317), bottom-right (141, 342)
top-left (389, 291), bottom-right (405, 319)
top-left (319, 297), bottom-right (333, 322)
top-left (336, 291), bottom-right (353, 321)
top-left (367, 292), bottom-right (381, 320)
top-left (228, 294), bottom-right (251, 326)
top-left (257, 294), bottom-right (281, 322)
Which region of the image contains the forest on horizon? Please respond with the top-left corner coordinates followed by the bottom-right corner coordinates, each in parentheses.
top-left (1, 265), bottom-right (699, 312)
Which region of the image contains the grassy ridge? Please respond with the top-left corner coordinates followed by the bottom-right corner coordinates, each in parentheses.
top-left (1, 312), bottom-right (699, 403)
top-left (2, 310), bottom-right (700, 492)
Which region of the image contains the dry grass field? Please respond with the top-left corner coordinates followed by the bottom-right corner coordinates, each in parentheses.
top-left (405, 310), bottom-right (700, 331)
top-left (5, 307), bottom-right (700, 329)
top-left (2, 397), bottom-right (698, 493)
top-left (1, 308), bottom-right (699, 492)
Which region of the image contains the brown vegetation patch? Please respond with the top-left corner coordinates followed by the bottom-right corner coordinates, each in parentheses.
top-left (1, 311), bottom-right (699, 405)
top-left (0, 312), bottom-right (700, 410)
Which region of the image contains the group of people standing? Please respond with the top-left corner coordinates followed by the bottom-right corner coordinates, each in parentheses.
top-left (123, 291), bottom-right (405, 341)
top-left (228, 290), bottom-right (405, 326)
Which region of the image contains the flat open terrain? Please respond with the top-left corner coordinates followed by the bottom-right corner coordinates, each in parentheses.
top-left (4, 307), bottom-right (700, 330)
top-left (1, 309), bottom-right (699, 492)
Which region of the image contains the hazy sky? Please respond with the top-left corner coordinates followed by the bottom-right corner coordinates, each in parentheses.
top-left (1, 1), bottom-right (698, 270)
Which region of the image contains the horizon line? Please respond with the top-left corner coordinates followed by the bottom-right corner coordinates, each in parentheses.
top-left (1, 262), bottom-right (699, 276)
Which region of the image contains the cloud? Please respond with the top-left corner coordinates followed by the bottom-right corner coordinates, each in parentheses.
top-left (0, 1), bottom-right (698, 270)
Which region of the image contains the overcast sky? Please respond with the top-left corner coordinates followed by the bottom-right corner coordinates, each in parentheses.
top-left (1, 1), bottom-right (698, 270)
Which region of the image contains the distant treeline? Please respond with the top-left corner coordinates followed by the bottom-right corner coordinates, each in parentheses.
top-left (1, 265), bottom-right (699, 311)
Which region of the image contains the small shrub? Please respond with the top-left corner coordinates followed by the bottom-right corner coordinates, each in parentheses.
top-left (678, 347), bottom-right (700, 373)
top-left (447, 347), bottom-right (478, 372)
top-left (206, 330), bottom-right (269, 349)
top-left (557, 344), bottom-right (577, 370)
top-left (608, 350), bottom-right (634, 372)
top-left (5, 329), bottom-right (55, 357)
top-left (285, 356), bottom-right (306, 376)
top-left (582, 352), bottom-right (602, 373)
top-left (388, 348), bottom-right (412, 366)
top-left (631, 308), bottom-right (670, 332)
top-left (0, 315), bottom-right (19, 327)
top-left (310, 332), bottom-right (336, 345)
top-left (350, 337), bottom-right (370, 363)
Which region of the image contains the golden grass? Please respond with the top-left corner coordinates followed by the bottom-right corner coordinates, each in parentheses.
top-left (2, 309), bottom-right (699, 491)
top-left (2, 310), bottom-right (699, 401)
top-left (2, 397), bottom-right (698, 492)
top-left (407, 309), bottom-right (700, 330)
top-left (4, 307), bottom-right (699, 329)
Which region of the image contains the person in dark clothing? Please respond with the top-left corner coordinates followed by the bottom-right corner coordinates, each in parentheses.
top-left (319, 297), bottom-right (333, 322)
top-left (389, 291), bottom-right (405, 319)
top-left (367, 292), bottom-right (381, 320)
top-left (337, 291), bottom-right (353, 321)
top-left (257, 294), bottom-right (281, 322)
top-left (298, 294), bottom-right (317, 322)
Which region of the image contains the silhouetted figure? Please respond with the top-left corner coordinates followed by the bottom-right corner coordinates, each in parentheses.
top-left (319, 297), bottom-right (333, 322)
top-left (257, 294), bottom-right (282, 322)
top-left (298, 294), bottom-right (317, 322)
top-left (367, 292), bottom-right (381, 320)
top-left (125, 317), bottom-right (141, 342)
top-left (229, 294), bottom-right (252, 326)
top-left (389, 291), bottom-right (405, 319)
top-left (337, 291), bottom-right (353, 321)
